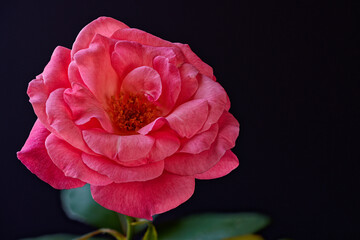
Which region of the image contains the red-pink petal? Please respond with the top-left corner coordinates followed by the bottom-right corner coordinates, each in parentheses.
top-left (72, 17), bottom-right (129, 57)
top-left (174, 43), bottom-right (215, 80)
top-left (153, 56), bottom-right (181, 113)
top-left (137, 117), bottom-right (168, 135)
top-left (148, 129), bottom-right (180, 161)
top-left (74, 34), bottom-right (120, 105)
top-left (121, 66), bottom-right (162, 101)
top-left (112, 41), bottom-right (146, 80)
top-left (112, 41), bottom-right (179, 80)
top-left (216, 111), bottom-right (240, 150)
top-left (68, 61), bottom-right (85, 85)
top-left (43, 46), bottom-right (71, 91)
top-left (82, 154), bottom-right (164, 183)
top-left (63, 83), bottom-right (114, 133)
top-left (164, 111), bottom-right (239, 176)
top-left (179, 123), bottom-right (219, 154)
top-left (111, 28), bottom-right (173, 47)
top-left (45, 134), bottom-right (112, 186)
top-left (176, 63), bottom-right (199, 105)
top-left (166, 99), bottom-right (209, 138)
top-left (193, 75), bottom-right (228, 132)
top-left (195, 150), bottom-right (239, 179)
top-left (91, 172), bottom-right (195, 220)
top-left (17, 120), bottom-right (85, 189)
top-left (46, 88), bottom-right (92, 154)
top-left (82, 129), bottom-right (154, 163)
top-left (27, 77), bottom-right (52, 130)
top-left (112, 28), bottom-right (185, 66)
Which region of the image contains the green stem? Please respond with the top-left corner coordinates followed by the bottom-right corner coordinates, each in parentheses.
top-left (75, 228), bottom-right (126, 240)
top-left (125, 216), bottom-right (135, 240)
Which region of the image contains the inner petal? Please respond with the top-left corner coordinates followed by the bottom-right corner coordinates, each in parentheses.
top-left (107, 93), bottom-right (161, 134)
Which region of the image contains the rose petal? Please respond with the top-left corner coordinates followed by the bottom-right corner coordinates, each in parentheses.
top-left (111, 28), bottom-right (173, 47)
top-left (68, 61), bottom-right (85, 85)
top-left (166, 99), bottom-right (209, 138)
top-left (195, 150), bottom-right (239, 179)
top-left (153, 56), bottom-right (181, 113)
top-left (112, 28), bottom-right (185, 66)
top-left (112, 41), bottom-right (178, 80)
top-left (165, 111), bottom-right (239, 175)
top-left (72, 16), bottom-right (129, 57)
top-left (82, 154), bottom-right (164, 183)
top-left (17, 120), bottom-right (85, 189)
top-left (46, 88), bottom-right (92, 154)
top-left (63, 83), bottom-right (114, 133)
top-left (174, 43), bottom-right (215, 80)
top-left (176, 63), bottom-right (199, 104)
top-left (74, 34), bottom-right (120, 105)
top-left (27, 77), bottom-right (52, 130)
top-left (137, 117), bottom-right (168, 135)
top-left (82, 129), bottom-right (154, 163)
top-left (148, 128), bottom-right (180, 161)
top-left (45, 133), bottom-right (112, 186)
top-left (179, 123), bottom-right (219, 154)
top-left (91, 172), bottom-right (195, 220)
top-left (43, 46), bottom-right (71, 91)
top-left (193, 75), bottom-right (228, 132)
top-left (121, 66), bottom-right (162, 101)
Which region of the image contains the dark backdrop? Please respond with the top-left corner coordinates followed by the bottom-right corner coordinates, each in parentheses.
top-left (0, 1), bottom-right (358, 239)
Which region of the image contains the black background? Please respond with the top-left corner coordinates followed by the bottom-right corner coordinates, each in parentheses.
top-left (0, 1), bottom-right (358, 239)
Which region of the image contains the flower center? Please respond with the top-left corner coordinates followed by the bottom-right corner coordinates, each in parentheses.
top-left (107, 93), bottom-right (160, 134)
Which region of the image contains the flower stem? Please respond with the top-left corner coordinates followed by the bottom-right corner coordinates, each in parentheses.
top-left (75, 228), bottom-right (126, 240)
top-left (125, 215), bottom-right (135, 240)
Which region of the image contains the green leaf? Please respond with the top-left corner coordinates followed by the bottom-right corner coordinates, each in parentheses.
top-left (157, 213), bottom-right (270, 240)
top-left (20, 233), bottom-right (108, 240)
top-left (61, 184), bottom-right (122, 231)
top-left (143, 223), bottom-right (158, 240)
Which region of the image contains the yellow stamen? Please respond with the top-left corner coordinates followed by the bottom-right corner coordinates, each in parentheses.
top-left (107, 93), bottom-right (159, 134)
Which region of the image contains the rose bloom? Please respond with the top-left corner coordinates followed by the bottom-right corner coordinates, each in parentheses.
top-left (17, 17), bottom-right (239, 220)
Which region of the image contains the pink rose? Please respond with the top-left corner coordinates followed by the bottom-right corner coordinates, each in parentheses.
top-left (17, 17), bottom-right (239, 220)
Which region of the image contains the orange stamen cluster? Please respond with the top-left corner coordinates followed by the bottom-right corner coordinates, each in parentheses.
top-left (107, 93), bottom-right (159, 134)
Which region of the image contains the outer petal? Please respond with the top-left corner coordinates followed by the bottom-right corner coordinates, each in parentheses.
top-left (121, 66), bottom-right (162, 101)
top-left (46, 88), bottom-right (92, 154)
top-left (42, 46), bottom-right (71, 91)
top-left (45, 133), bottom-right (113, 186)
top-left (148, 128), bottom-right (180, 161)
top-left (28, 46), bottom-right (72, 130)
top-left (176, 63), bottom-right (199, 105)
top-left (72, 16), bottom-right (129, 57)
top-left (74, 34), bottom-right (120, 105)
top-left (27, 77), bottom-right (52, 130)
top-left (111, 28), bottom-right (185, 66)
top-left (91, 172), bottom-right (195, 220)
top-left (179, 123), bottom-right (219, 154)
top-left (17, 120), bottom-right (85, 189)
top-left (195, 150), bottom-right (239, 179)
top-left (166, 99), bottom-right (209, 138)
top-left (82, 154), bottom-right (164, 183)
top-left (82, 129), bottom-right (154, 163)
top-left (111, 28), bottom-right (173, 47)
top-left (68, 61), bottom-right (85, 85)
top-left (63, 83), bottom-right (114, 133)
top-left (174, 43), bottom-right (215, 80)
top-left (193, 75), bottom-right (228, 132)
top-left (164, 111), bottom-right (239, 175)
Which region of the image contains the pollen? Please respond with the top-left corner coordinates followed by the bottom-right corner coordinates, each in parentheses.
top-left (107, 93), bottom-right (160, 134)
